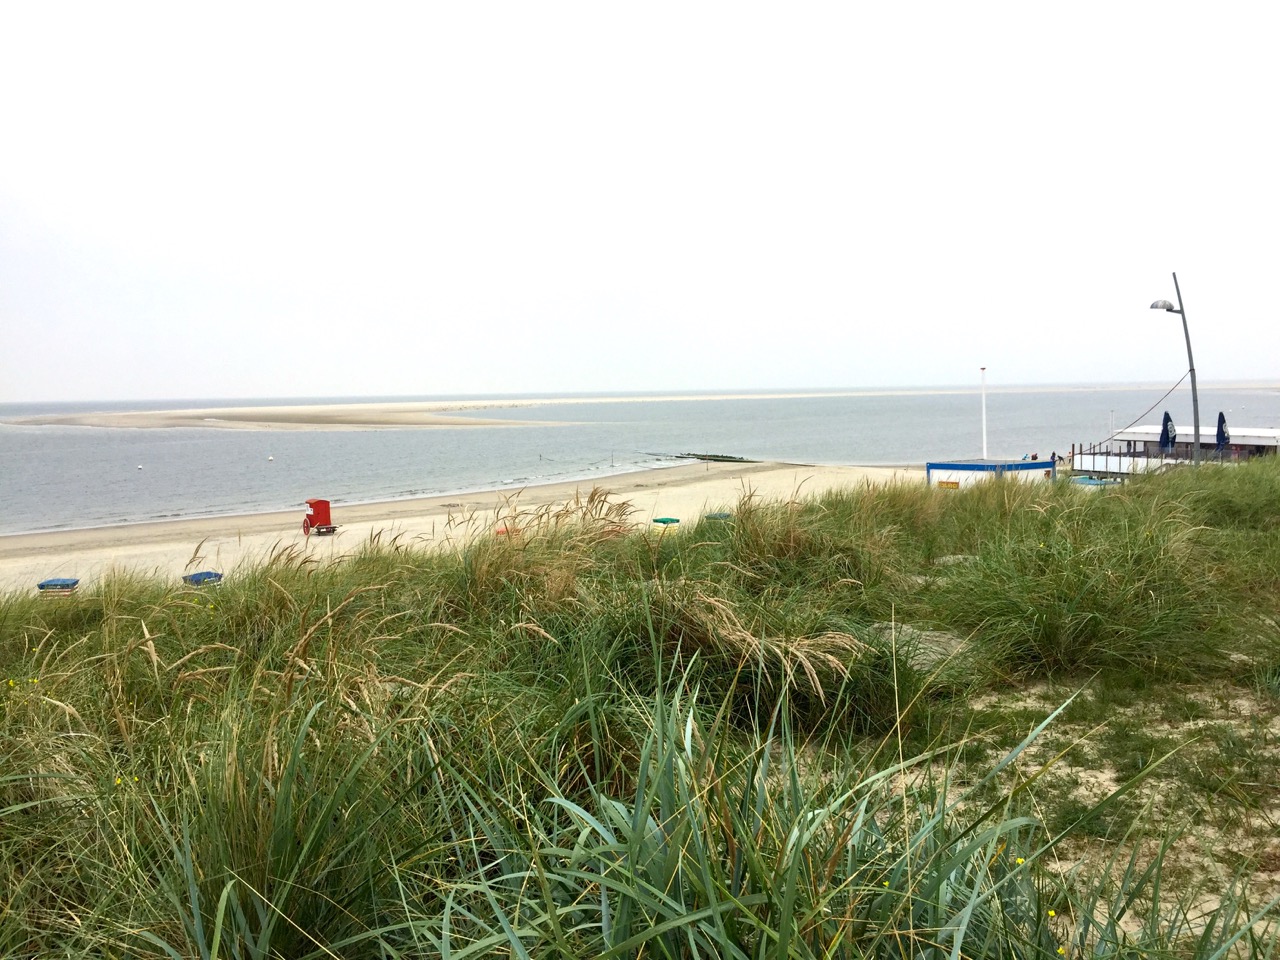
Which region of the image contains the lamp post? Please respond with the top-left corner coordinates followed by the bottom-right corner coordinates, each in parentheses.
top-left (1150, 272), bottom-right (1200, 465)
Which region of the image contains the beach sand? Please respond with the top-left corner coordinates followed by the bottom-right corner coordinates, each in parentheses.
top-left (0, 461), bottom-right (922, 594)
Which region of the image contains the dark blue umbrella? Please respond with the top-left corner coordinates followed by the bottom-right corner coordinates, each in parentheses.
top-left (1159, 411), bottom-right (1177, 454)
top-left (1216, 411), bottom-right (1230, 451)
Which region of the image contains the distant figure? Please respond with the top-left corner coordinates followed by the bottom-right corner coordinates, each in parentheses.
top-left (1050, 451), bottom-right (1057, 462)
top-left (1031, 453), bottom-right (1039, 461)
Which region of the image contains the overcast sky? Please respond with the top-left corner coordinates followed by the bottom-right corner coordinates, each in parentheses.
top-left (2, 3), bottom-right (1276, 402)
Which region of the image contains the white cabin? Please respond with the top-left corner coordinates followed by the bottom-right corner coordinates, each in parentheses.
top-left (926, 459), bottom-right (1057, 489)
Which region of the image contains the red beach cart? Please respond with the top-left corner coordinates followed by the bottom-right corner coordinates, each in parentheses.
top-left (303, 498), bottom-right (338, 536)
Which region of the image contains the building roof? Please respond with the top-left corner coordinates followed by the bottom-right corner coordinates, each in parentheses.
top-left (1112, 425), bottom-right (1280, 446)
top-left (926, 459), bottom-right (1052, 467)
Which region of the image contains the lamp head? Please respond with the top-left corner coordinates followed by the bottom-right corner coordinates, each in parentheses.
top-left (1150, 299), bottom-right (1179, 312)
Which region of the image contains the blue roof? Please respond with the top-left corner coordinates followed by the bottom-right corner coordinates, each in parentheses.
top-left (926, 459), bottom-right (1052, 471)
top-left (37, 578), bottom-right (79, 590)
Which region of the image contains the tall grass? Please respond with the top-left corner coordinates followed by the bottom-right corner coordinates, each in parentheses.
top-left (3, 461), bottom-right (1280, 955)
top-left (914, 487), bottom-right (1233, 678)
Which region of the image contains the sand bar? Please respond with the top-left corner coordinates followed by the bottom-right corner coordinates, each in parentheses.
top-left (11, 396), bottom-right (883, 430)
top-left (12, 383), bottom-right (1261, 431)
top-left (3, 402), bottom-right (550, 430)
top-left (0, 461), bottom-right (922, 595)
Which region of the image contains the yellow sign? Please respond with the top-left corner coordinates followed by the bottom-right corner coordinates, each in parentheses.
top-left (937, 480), bottom-right (960, 489)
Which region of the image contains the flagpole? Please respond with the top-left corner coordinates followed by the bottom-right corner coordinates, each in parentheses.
top-left (980, 366), bottom-right (988, 459)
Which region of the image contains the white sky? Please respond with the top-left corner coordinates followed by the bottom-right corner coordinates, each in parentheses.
top-left (1, 3), bottom-right (1277, 402)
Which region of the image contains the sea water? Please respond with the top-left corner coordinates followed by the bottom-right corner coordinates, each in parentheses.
top-left (2, 384), bottom-right (1277, 536)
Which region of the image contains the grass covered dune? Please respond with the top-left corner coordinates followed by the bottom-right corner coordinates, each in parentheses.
top-left (3, 465), bottom-right (1280, 957)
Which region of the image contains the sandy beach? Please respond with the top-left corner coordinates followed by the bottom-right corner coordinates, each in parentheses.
top-left (0, 461), bottom-right (921, 595)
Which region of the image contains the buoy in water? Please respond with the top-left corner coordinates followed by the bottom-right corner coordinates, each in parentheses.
top-left (268, 456), bottom-right (274, 462)
top-left (137, 465), bottom-right (143, 470)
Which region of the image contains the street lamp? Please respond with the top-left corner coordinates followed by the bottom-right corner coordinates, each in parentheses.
top-left (1151, 272), bottom-right (1200, 465)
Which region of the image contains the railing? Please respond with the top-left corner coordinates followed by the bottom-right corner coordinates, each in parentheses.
top-left (1069, 438), bottom-right (1249, 476)
top-left (1071, 450), bottom-right (1176, 476)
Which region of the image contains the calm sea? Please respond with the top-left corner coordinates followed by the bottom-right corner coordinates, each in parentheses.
top-left (2, 384), bottom-right (1277, 535)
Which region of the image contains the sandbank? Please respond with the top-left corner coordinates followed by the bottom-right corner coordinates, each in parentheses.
top-left (2, 402), bottom-right (550, 430)
top-left (12, 382), bottom-right (1270, 431)
top-left (11, 396), bottom-right (854, 430)
top-left (0, 462), bottom-right (922, 595)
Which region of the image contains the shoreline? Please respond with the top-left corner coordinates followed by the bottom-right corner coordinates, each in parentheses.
top-left (0, 461), bottom-right (924, 594)
top-left (0, 461), bottom-right (677, 539)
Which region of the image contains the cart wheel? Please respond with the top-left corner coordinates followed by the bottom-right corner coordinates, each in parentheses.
top-left (302, 517), bottom-right (311, 536)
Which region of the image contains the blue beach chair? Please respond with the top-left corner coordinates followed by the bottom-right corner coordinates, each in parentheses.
top-left (37, 577), bottom-right (79, 596)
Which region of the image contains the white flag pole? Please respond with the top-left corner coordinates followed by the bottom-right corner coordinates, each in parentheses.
top-left (980, 366), bottom-right (988, 459)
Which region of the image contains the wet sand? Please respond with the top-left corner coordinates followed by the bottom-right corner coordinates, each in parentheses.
top-left (0, 461), bottom-right (922, 594)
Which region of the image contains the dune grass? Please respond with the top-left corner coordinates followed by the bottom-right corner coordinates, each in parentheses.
top-left (3, 460), bottom-right (1280, 956)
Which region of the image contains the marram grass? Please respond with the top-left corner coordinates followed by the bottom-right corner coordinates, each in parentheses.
top-left (3, 462), bottom-right (1280, 956)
